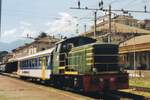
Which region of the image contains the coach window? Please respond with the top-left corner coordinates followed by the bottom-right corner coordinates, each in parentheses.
top-left (20, 61), bottom-right (22, 69)
top-left (34, 58), bottom-right (37, 68)
top-left (19, 61), bottom-right (21, 69)
top-left (37, 58), bottom-right (40, 68)
top-left (25, 61), bottom-right (27, 69)
top-left (31, 59), bottom-right (34, 69)
top-left (29, 59), bottom-right (31, 69)
top-left (27, 60), bottom-right (29, 69)
top-left (43, 57), bottom-right (46, 66)
top-left (20, 61), bottom-right (23, 69)
top-left (40, 57), bottom-right (42, 68)
top-left (26, 60), bottom-right (29, 69)
top-left (24, 61), bottom-right (26, 69)
top-left (35, 58), bottom-right (37, 68)
top-left (29, 59), bottom-right (32, 69)
top-left (46, 56), bottom-right (48, 67)
top-left (22, 61), bottom-right (24, 69)
top-left (26, 60), bottom-right (28, 69)
top-left (23, 60), bottom-right (25, 69)
top-left (32, 59), bottom-right (34, 68)
top-left (33, 59), bottom-right (35, 69)
top-left (25, 60), bottom-right (27, 69)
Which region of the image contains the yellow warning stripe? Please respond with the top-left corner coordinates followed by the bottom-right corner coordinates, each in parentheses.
top-left (86, 48), bottom-right (93, 53)
top-left (64, 71), bottom-right (78, 75)
top-left (86, 53), bottom-right (93, 56)
top-left (86, 58), bottom-right (93, 60)
top-left (58, 66), bottom-right (65, 70)
top-left (42, 63), bottom-right (46, 80)
top-left (67, 65), bottom-right (78, 67)
top-left (41, 57), bottom-right (46, 80)
top-left (86, 48), bottom-right (93, 50)
top-left (70, 49), bottom-right (85, 53)
top-left (87, 63), bottom-right (93, 65)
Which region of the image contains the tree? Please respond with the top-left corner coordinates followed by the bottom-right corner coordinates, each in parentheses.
top-left (38, 32), bottom-right (48, 38)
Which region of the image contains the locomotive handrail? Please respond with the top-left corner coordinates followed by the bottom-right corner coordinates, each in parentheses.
top-left (94, 63), bottom-right (118, 64)
top-left (58, 52), bottom-right (68, 68)
top-left (59, 60), bottom-right (66, 63)
top-left (93, 54), bottom-right (119, 56)
top-left (59, 52), bottom-right (68, 58)
top-left (67, 56), bottom-right (81, 58)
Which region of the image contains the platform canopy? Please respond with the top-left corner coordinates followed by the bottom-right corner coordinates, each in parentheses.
top-left (119, 35), bottom-right (150, 54)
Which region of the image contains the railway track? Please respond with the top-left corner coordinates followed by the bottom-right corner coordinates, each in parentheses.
top-left (1, 72), bottom-right (149, 100)
top-left (103, 91), bottom-right (148, 100)
top-left (130, 86), bottom-right (150, 93)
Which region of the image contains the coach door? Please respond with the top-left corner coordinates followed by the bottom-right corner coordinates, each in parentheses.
top-left (40, 57), bottom-right (46, 80)
top-left (53, 43), bottom-right (61, 74)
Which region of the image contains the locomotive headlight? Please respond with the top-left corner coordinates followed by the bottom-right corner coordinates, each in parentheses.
top-left (92, 68), bottom-right (97, 73)
top-left (99, 78), bottom-right (104, 82)
top-left (110, 77), bottom-right (115, 82)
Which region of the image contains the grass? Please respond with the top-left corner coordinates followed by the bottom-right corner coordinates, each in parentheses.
top-left (0, 95), bottom-right (7, 100)
top-left (120, 77), bottom-right (150, 98)
top-left (129, 77), bottom-right (150, 88)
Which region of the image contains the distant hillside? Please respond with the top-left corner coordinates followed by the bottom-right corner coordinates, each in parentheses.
top-left (0, 51), bottom-right (8, 62)
top-left (0, 39), bottom-right (33, 51)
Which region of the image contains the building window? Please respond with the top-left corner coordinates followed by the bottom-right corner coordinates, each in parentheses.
top-left (41, 48), bottom-right (45, 51)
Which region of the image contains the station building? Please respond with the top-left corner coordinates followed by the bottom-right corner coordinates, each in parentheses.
top-left (1, 34), bottom-right (60, 73)
top-left (83, 15), bottom-right (150, 44)
top-left (10, 35), bottom-right (59, 61)
top-left (119, 35), bottom-right (150, 70)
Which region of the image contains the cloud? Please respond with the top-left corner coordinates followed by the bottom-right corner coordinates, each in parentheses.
top-left (0, 21), bottom-right (36, 43)
top-left (0, 13), bottom-right (78, 44)
top-left (45, 12), bottom-right (78, 37)
top-left (0, 29), bottom-right (18, 43)
top-left (20, 21), bottom-right (31, 26)
top-left (2, 29), bottom-right (17, 36)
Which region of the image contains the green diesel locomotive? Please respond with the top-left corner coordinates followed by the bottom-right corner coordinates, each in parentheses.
top-left (51, 36), bottom-right (128, 92)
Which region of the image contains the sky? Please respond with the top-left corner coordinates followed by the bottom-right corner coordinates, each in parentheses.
top-left (1, 0), bottom-right (150, 43)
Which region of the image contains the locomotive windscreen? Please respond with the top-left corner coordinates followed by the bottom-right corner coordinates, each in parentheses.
top-left (93, 44), bottom-right (119, 72)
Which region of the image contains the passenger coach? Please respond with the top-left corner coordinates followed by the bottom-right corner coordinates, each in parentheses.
top-left (17, 48), bottom-right (54, 80)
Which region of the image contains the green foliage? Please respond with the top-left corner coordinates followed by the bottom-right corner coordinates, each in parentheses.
top-left (38, 32), bottom-right (48, 38)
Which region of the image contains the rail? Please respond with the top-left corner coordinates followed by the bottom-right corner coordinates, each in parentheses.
top-left (130, 86), bottom-right (150, 93)
top-left (103, 91), bottom-right (148, 100)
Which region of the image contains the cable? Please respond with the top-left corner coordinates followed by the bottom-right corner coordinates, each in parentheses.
top-left (110, 0), bottom-right (122, 4)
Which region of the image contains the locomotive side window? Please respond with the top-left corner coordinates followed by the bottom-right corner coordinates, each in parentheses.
top-left (56, 44), bottom-right (61, 53)
top-left (47, 55), bottom-right (51, 69)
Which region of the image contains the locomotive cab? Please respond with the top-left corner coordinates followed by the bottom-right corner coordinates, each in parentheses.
top-left (52, 36), bottom-right (96, 75)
